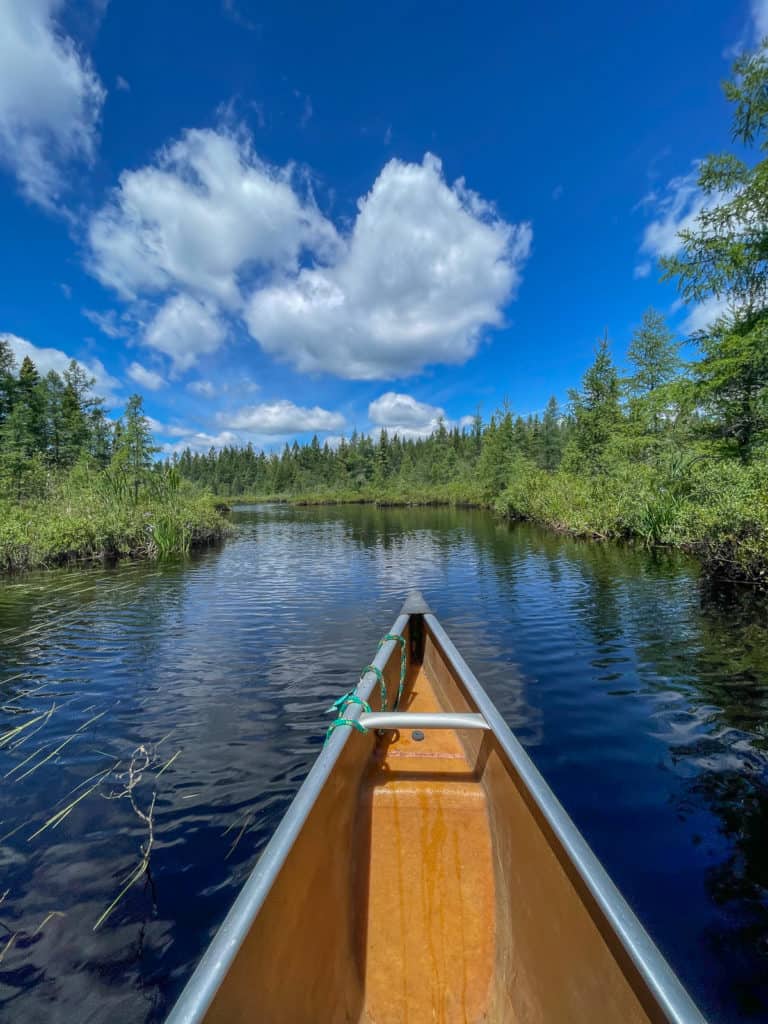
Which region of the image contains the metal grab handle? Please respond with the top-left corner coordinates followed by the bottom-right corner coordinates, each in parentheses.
top-left (358, 712), bottom-right (489, 731)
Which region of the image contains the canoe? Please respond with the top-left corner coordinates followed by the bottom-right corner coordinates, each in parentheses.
top-left (168, 592), bottom-right (705, 1024)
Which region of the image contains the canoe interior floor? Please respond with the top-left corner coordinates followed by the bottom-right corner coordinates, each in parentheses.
top-left (354, 666), bottom-right (498, 1024)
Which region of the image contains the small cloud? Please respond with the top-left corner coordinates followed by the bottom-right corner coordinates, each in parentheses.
top-left (368, 391), bottom-right (470, 439)
top-left (552, 184), bottom-right (564, 200)
top-left (637, 165), bottom-right (709, 262)
top-left (163, 430), bottom-right (240, 454)
top-left (83, 307), bottom-right (131, 339)
top-left (187, 379), bottom-right (217, 397)
top-left (116, 75), bottom-right (130, 92)
top-left (127, 360), bottom-right (167, 391)
top-left (680, 295), bottom-right (731, 334)
top-left (384, 124), bottom-right (392, 145)
top-left (60, 283), bottom-right (72, 299)
top-left (147, 416), bottom-right (192, 437)
top-left (633, 261), bottom-right (652, 279)
top-left (220, 399), bottom-right (345, 434)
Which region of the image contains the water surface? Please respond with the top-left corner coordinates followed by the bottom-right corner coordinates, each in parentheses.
top-left (1, 504), bottom-right (767, 1022)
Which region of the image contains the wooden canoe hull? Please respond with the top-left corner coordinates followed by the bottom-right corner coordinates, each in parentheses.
top-left (168, 597), bottom-right (705, 1024)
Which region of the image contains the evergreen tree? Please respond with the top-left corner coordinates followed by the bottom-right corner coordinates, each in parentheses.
top-left (0, 338), bottom-right (15, 427)
top-left (539, 396), bottom-right (564, 470)
top-left (477, 406), bottom-right (517, 497)
top-left (661, 46), bottom-right (768, 458)
top-left (569, 333), bottom-right (621, 471)
top-left (626, 309), bottom-right (680, 396)
top-left (114, 394), bottom-right (158, 501)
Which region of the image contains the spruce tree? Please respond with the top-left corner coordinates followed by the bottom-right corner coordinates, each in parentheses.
top-left (569, 333), bottom-right (621, 471)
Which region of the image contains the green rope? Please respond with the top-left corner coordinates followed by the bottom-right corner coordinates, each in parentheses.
top-left (324, 716), bottom-right (368, 745)
top-left (360, 664), bottom-right (387, 712)
top-left (327, 691), bottom-right (371, 715)
top-left (323, 633), bottom-right (408, 745)
top-left (378, 633), bottom-right (407, 710)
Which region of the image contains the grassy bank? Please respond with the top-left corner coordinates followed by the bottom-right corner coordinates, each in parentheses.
top-left (244, 457), bottom-right (768, 588)
top-left (0, 468), bottom-right (229, 573)
top-left (496, 457), bottom-right (768, 586)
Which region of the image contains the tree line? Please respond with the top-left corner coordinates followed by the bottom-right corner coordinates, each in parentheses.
top-left (173, 42), bottom-right (768, 540)
top-left (0, 346), bottom-right (157, 502)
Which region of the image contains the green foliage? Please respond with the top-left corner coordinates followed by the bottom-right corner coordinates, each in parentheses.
top-left (566, 333), bottom-right (622, 472)
top-left (625, 308), bottom-right (684, 438)
top-left (113, 394), bottom-right (159, 501)
top-left (0, 467), bottom-right (227, 572)
top-left (661, 46), bottom-right (768, 460)
top-left (0, 356), bottom-right (225, 572)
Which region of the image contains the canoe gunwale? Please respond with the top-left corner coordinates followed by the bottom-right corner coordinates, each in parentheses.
top-left (165, 611), bottom-right (410, 1024)
top-left (423, 611), bottom-right (706, 1024)
top-left (167, 594), bottom-right (706, 1024)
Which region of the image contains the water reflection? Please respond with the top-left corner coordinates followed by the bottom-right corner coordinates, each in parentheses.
top-left (0, 504), bottom-right (766, 1021)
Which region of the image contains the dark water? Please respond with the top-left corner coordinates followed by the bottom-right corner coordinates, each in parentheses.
top-left (1, 504), bottom-right (768, 1022)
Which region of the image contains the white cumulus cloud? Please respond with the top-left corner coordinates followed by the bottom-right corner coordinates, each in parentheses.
top-left (143, 294), bottom-right (226, 372)
top-left (0, 0), bottom-right (105, 208)
top-left (220, 399), bottom-right (345, 434)
top-left (87, 131), bottom-right (531, 380)
top-left (368, 391), bottom-right (473, 439)
top-left (127, 360), bottom-right (166, 391)
top-left (246, 153), bottom-right (531, 379)
top-left (87, 126), bottom-right (340, 306)
top-left (1, 331), bottom-right (120, 400)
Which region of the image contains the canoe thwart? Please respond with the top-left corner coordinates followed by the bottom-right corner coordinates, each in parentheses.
top-left (358, 711), bottom-right (490, 731)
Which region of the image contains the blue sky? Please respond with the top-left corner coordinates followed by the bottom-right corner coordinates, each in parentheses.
top-left (0, 0), bottom-right (764, 452)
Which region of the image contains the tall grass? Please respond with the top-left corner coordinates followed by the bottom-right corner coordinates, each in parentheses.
top-left (0, 462), bottom-right (228, 573)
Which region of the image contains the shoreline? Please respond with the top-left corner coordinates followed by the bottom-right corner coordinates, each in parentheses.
top-left (222, 490), bottom-right (768, 589)
top-left (0, 497), bottom-right (230, 575)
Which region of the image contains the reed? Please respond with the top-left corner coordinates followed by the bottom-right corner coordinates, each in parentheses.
top-left (0, 468), bottom-right (228, 574)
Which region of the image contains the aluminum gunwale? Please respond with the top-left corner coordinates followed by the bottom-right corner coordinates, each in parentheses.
top-left (165, 613), bottom-right (409, 1024)
top-left (424, 611), bottom-right (706, 1024)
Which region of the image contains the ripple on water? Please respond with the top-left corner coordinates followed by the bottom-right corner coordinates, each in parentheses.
top-left (0, 506), bottom-right (767, 1022)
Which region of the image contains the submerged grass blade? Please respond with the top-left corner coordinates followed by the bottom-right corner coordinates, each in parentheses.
top-left (155, 749), bottom-right (181, 778)
top-left (93, 858), bottom-right (148, 932)
top-left (33, 911), bottom-right (65, 935)
top-left (27, 776), bottom-right (109, 841)
top-left (0, 707), bottom-right (55, 748)
top-left (14, 711), bottom-right (106, 782)
top-left (0, 933), bottom-right (15, 963)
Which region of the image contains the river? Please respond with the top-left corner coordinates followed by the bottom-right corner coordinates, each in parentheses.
top-left (0, 503), bottom-right (767, 1022)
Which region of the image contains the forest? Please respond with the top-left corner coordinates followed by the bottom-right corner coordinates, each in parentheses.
top-left (2, 45), bottom-right (767, 583)
top-left (0, 350), bottom-right (225, 571)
